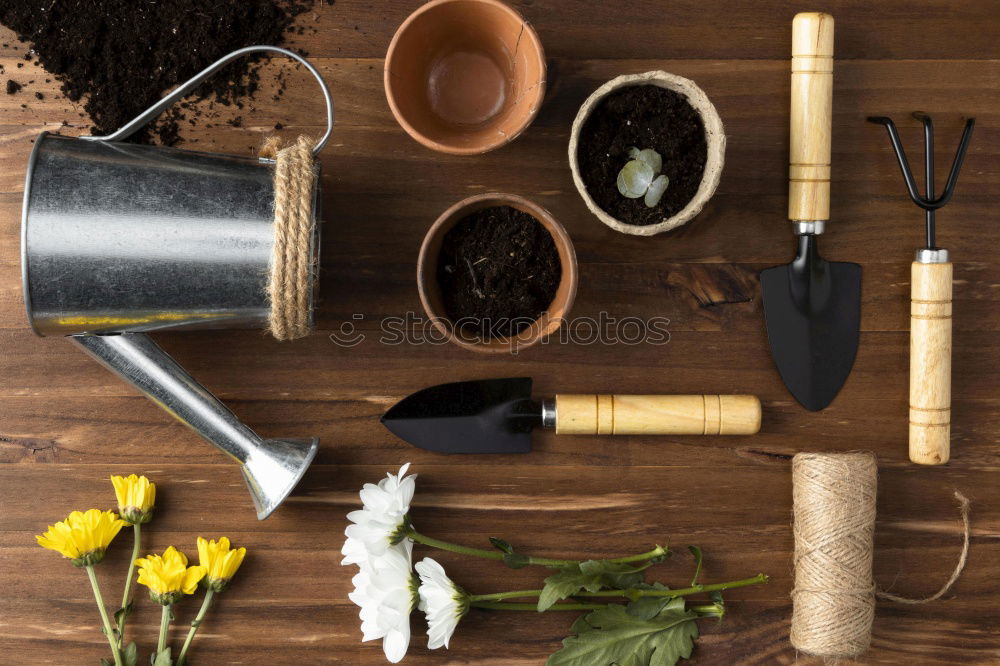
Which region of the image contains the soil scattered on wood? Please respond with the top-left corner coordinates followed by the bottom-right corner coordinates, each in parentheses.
top-left (577, 85), bottom-right (706, 226)
top-left (437, 206), bottom-right (561, 338)
top-left (6, 79), bottom-right (21, 94)
top-left (0, 1), bottom-right (323, 144)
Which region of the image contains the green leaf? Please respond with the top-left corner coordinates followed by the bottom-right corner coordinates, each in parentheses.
top-left (503, 552), bottom-right (530, 569)
top-left (643, 175), bottom-right (669, 207)
top-left (123, 642), bottom-right (138, 666)
top-left (151, 646), bottom-right (172, 666)
top-left (687, 547), bottom-right (703, 587)
top-left (627, 147), bottom-right (663, 174)
top-left (539, 561), bottom-right (648, 612)
top-left (547, 598), bottom-right (698, 666)
top-left (636, 148), bottom-right (663, 174)
top-left (626, 583), bottom-right (672, 620)
top-left (490, 537), bottom-right (514, 554)
top-left (570, 613), bottom-right (595, 635)
top-left (102, 659), bottom-right (113, 666)
top-left (617, 160), bottom-right (654, 198)
top-left (114, 602), bottom-right (134, 630)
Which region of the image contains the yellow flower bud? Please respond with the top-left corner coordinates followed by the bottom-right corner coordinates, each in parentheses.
top-left (197, 536), bottom-right (247, 592)
top-left (135, 546), bottom-right (206, 605)
top-left (111, 474), bottom-right (156, 525)
top-left (36, 509), bottom-right (126, 567)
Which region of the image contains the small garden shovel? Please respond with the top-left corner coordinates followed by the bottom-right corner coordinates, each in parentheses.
top-left (761, 12), bottom-right (861, 411)
top-left (381, 378), bottom-right (761, 454)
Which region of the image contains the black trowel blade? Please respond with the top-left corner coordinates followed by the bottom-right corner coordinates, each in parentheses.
top-left (381, 378), bottom-right (541, 454)
top-left (761, 255), bottom-right (861, 411)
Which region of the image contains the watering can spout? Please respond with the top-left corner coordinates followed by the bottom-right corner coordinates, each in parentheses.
top-left (73, 333), bottom-right (318, 519)
top-left (242, 438), bottom-right (319, 519)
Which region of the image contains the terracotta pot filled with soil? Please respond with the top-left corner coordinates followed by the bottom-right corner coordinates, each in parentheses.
top-left (569, 71), bottom-right (726, 236)
top-left (418, 193), bottom-right (577, 353)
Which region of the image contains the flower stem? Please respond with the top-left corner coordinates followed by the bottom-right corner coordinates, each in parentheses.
top-left (176, 588), bottom-right (214, 666)
top-left (117, 522), bottom-right (141, 648)
top-left (407, 530), bottom-right (666, 567)
top-left (471, 601), bottom-right (606, 611)
top-left (157, 604), bottom-right (172, 655)
top-left (468, 574), bottom-right (768, 603)
top-left (85, 565), bottom-right (123, 666)
top-left (471, 601), bottom-right (728, 616)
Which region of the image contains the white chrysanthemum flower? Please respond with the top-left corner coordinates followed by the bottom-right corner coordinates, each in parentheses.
top-left (416, 557), bottom-right (469, 650)
top-left (342, 463), bottom-right (416, 566)
top-left (348, 540), bottom-right (419, 664)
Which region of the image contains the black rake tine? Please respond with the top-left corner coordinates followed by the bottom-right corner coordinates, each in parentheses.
top-left (867, 115), bottom-right (976, 211)
top-left (867, 116), bottom-right (924, 207)
top-left (935, 118), bottom-right (976, 210)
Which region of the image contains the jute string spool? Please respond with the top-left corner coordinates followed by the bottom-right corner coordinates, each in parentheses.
top-left (260, 135), bottom-right (319, 341)
top-left (791, 452), bottom-right (971, 659)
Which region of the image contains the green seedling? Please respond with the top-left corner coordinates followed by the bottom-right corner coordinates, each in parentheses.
top-left (617, 147), bottom-right (669, 208)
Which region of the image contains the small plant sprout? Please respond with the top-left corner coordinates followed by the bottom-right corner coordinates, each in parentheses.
top-left (617, 146), bottom-right (669, 208)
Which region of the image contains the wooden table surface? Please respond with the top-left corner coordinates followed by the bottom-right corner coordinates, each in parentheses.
top-left (1, 1), bottom-right (998, 664)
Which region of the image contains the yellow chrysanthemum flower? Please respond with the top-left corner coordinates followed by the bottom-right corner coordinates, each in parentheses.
top-left (111, 474), bottom-right (156, 524)
top-left (135, 546), bottom-right (207, 605)
top-left (36, 509), bottom-right (126, 567)
top-left (197, 536), bottom-right (247, 592)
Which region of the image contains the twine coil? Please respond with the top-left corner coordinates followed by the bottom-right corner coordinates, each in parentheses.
top-left (791, 452), bottom-right (971, 659)
top-left (261, 135), bottom-right (319, 341)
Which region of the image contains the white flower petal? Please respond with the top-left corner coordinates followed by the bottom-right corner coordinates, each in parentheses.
top-left (416, 557), bottom-right (466, 651)
top-left (346, 540), bottom-right (417, 662)
top-left (342, 464), bottom-right (418, 570)
top-left (382, 624), bottom-right (410, 663)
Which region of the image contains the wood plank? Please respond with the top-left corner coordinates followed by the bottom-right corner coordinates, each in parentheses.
top-left (4, 1), bottom-right (1000, 61)
top-left (3, 257), bottom-right (998, 333)
top-left (2, 394), bottom-right (999, 469)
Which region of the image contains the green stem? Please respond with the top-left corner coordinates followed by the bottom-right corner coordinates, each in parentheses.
top-left (468, 574), bottom-right (768, 603)
top-left (85, 565), bottom-right (123, 666)
top-left (471, 601), bottom-right (726, 616)
top-left (157, 604), bottom-right (172, 655)
top-left (176, 588), bottom-right (214, 666)
top-left (407, 529), bottom-right (666, 567)
top-left (117, 522), bottom-right (141, 648)
top-left (472, 601), bottom-right (606, 611)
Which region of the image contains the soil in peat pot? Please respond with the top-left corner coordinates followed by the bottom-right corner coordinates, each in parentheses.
top-left (437, 206), bottom-right (561, 339)
top-left (577, 85), bottom-right (707, 227)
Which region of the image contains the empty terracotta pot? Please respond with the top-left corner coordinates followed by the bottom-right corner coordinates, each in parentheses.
top-left (385, 0), bottom-right (546, 155)
top-left (417, 193), bottom-right (577, 353)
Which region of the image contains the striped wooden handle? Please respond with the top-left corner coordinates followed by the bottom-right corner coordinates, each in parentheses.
top-left (554, 395), bottom-right (761, 436)
top-left (910, 261), bottom-right (953, 464)
top-left (789, 12), bottom-right (834, 223)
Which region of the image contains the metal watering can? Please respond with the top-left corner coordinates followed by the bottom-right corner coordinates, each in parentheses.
top-left (20, 46), bottom-right (334, 519)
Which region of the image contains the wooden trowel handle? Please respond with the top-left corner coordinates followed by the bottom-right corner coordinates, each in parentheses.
top-left (789, 12), bottom-right (834, 224)
top-left (910, 261), bottom-right (953, 464)
top-left (554, 395), bottom-right (761, 436)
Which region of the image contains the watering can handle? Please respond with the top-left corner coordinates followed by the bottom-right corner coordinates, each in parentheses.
top-left (84, 45), bottom-right (334, 156)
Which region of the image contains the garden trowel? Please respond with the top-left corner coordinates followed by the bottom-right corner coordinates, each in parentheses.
top-left (761, 13), bottom-right (861, 411)
top-left (381, 378), bottom-right (761, 454)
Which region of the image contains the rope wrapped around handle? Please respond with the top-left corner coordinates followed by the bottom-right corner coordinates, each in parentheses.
top-left (261, 135), bottom-right (319, 341)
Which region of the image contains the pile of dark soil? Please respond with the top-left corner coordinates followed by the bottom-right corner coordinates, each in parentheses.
top-left (437, 206), bottom-right (561, 338)
top-left (576, 85), bottom-right (707, 226)
top-left (0, 1), bottom-right (321, 144)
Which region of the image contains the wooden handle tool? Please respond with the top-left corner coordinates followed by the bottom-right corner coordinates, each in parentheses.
top-left (789, 12), bottom-right (834, 225)
top-left (867, 111), bottom-right (973, 464)
top-left (910, 260), bottom-right (952, 464)
top-left (553, 395), bottom-right (761, 435)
